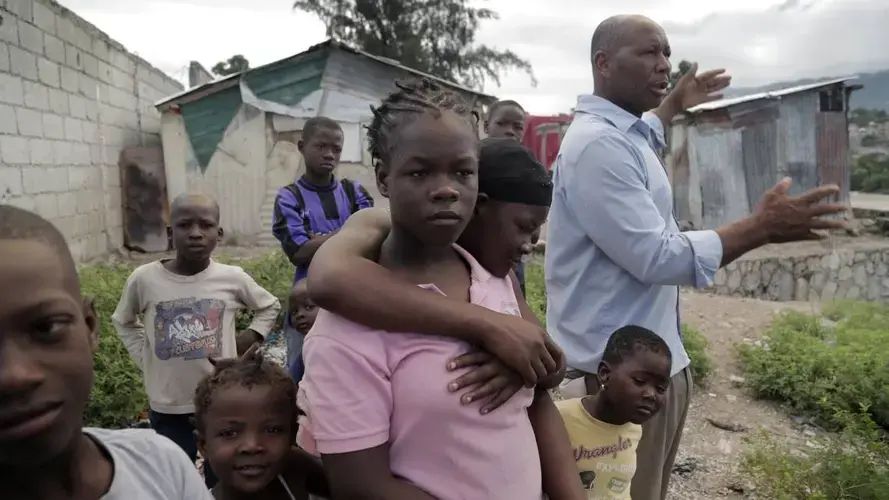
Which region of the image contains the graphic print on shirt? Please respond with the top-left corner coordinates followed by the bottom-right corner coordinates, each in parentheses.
top-left (573, 435), bottom-right (635, 498)
top-left (153, 297), bottom-right (226, 360)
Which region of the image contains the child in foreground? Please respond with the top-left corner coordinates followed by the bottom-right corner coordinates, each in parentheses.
top-left (300, 79), bottom-right (582, 500)
top-left (195, 346), bottom-right (328, 500)
top-left (112, 193), bottom-right (281, 487)
top-left (557, 325), bottom-right (672, 499)
top-left (0, 205), bottom-right (212, 500)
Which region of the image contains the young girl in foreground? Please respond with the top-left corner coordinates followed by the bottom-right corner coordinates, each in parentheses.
top-left (557, 325), bottom-right (672, 499)
top-left (195, 347), bottom-right (328, 500)
top-left (300, 79), bottom-right (556, 500)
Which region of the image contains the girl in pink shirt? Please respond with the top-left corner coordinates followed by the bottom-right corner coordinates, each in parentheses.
top-left (300, 80), bottom-right (557, 500)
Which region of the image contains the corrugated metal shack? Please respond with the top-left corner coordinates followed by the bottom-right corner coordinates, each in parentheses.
top-left (668, 76), bottom-right (861, 230)
top-left (152, 39), bottom-right (494, 245)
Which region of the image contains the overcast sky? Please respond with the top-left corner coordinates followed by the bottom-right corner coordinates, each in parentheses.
top-left (61, 0), bottom-right (889, 114)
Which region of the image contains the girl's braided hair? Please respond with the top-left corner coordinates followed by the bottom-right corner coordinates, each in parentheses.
top-left (365, 78), bottom-right (479, 172)
top-left (193, 346), bottom-right (297, 433)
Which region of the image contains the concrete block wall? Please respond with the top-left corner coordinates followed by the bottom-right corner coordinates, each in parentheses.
top-left (0, 0), bottom-right (183, 261)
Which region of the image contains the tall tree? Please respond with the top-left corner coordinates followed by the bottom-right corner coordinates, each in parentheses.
top-left (212, 55), bottom-right (250, 77)
top-left (292, 0), bottom-right (536, 90)
top-left (669, 60), bottom-right (693, 90)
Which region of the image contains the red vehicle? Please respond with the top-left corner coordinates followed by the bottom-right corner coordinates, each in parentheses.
top-left (521, 114), bottom-right (572, 171)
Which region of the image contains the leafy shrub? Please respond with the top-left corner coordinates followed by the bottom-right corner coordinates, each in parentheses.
top-left (742, 411), bottom-right (889, 499)
top-left (739, 303), bottom-right (889, 498)
top-left (681, 324), bottom-right (712, 387)
top-left (80, 251), bottom-right (295, 428)
top-left (80, 263), bottom-right (148, 428)
top-left (851, 152), bottom-right (889, 193)
top-left (738, 302), bottom-right (889, 430)
top-left (524, 263), bottom-right (547, 324)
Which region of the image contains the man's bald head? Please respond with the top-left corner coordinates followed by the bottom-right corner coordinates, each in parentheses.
top-left (171, 193), bottom-right (220, 221)
top-left (590, 14), bottom-right (661, 63)
top-left (589, 14), bottom-right (671, 115)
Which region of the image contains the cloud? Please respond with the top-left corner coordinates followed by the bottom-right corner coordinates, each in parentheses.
top-left (480, 0), bottom-right (889, 112)
top-left (60, 0), bottom-right (889, 114)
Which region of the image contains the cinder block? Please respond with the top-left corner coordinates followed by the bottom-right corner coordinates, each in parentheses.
top-left (65, 43), bottom-right (82, 71)
top-left (0, 104), bottom-right (18, 134)
top-left (3, 136), bottom-right (31, 164)
top-left (0, 17), bottom-right (20, 45)
top-left (32, 192), bottom-right (59, 219)
top-left (75, 189), bottom-right (94, 214)
top-left (28, 138), bottom-right (54, 165)
top-left (32, 2), bottom-right (58, 35)
top-left (110, 66), bottom-right (135, 92)
top-left (96, 59), bottom-right (113, 83)
top-left (6, 0), bottom-right (34, 23)
top-left (44, 34), bottom-right (66, 65)
top-left (37, 57), bottom-right (61, 88)
top-left (3, 195), bottom-right (36, 212)
top-left (60, 66), bottom-right (79, 93)
top-left (67, 237), bottom-right (86, 262)
top-left (47, 87), bottom-right (69, 115)
top-left (107, 224), bottom-right (124, 250)
top-left (81, 120), bottom-right (97, 143)
top-left (0, 166), bottom-right (23, 196)
top-left (78, 74), bottom-right (100, 99)
top-left (73, 25), bottom-right (92, 54)
top-left (64, 117), bottom-right (83, 141)
top-left (55, 16), bottom-right (77, 46)
top-left (9, 45), bottom-right (38, 80)
top-left (51, 139), bottom-right (73, 166)
top-left (71, 142), bottom-right (91, 165)
top-left (92, 38), bottom-right (110, 63)
top-left (0, 73), bottom-right (25, 105)
top-left (102, 164), bottom-right (121, 188)
top-left (17, 20), bottom-right (44, 54)
top-left (15, 107), bottom-right (43, 137)
top-left (0, 43), bottom-right (10, 72)
top-left (57, 191), bottom-right (77, 217)
top-left (67, 166), bottom-right (87, 190)
top-left (23, 165), bottom-right (67, 194)
top-left (23, 80), bottom-right (50, 110)
top-left (108, 86), bottom-right (137, 111)
top-left (110, 49), bottom-right (135, 75)
top-left (82, 53), bottom-right (100, 79)
top-left (66, 95), bottom-right (85, 121)
top-left (42, 112), bottom-right (65, 139)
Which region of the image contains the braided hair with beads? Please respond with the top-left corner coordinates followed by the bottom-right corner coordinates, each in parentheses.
top-left (365, 78), bottom-right (479, 172)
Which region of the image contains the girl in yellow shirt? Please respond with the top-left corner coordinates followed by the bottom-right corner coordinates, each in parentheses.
top-left (556, 325), bottom-right (672, 499)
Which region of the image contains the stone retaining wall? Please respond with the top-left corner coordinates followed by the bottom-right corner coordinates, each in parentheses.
top-left (712, 247), bottom-right (889, 302)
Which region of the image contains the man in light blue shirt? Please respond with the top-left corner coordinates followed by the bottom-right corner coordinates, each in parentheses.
top-left (546, 14), bottom-right (849, 500)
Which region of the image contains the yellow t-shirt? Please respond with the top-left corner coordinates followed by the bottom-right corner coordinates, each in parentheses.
top-left (556, 397), bottom-right (642, 500)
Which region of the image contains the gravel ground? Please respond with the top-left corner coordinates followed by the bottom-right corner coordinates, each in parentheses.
top-left (664, 291), bottom-right (818, 499)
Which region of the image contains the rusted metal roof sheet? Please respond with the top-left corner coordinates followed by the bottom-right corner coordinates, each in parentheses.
top-left (816, 112), bottom-right (851, 204)
top-left (686, 75), bottom-right (858, 113)
top-left (155, 39), bottom-right (494, 109)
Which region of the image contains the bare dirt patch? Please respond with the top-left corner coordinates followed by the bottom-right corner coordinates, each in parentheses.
top-left (667, 292), bottom-right (817, 499)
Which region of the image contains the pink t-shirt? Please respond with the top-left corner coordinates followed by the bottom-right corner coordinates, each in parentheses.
top-left (299, 246), bottom-right (543, 500)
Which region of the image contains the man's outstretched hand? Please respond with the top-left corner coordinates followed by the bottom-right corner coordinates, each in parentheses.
top-left (754, 178), bottom-right (849, 242)
top-left (672, 62), bottom-right (732, 110)
top-left (654, 63), bottom-right (732, 125)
